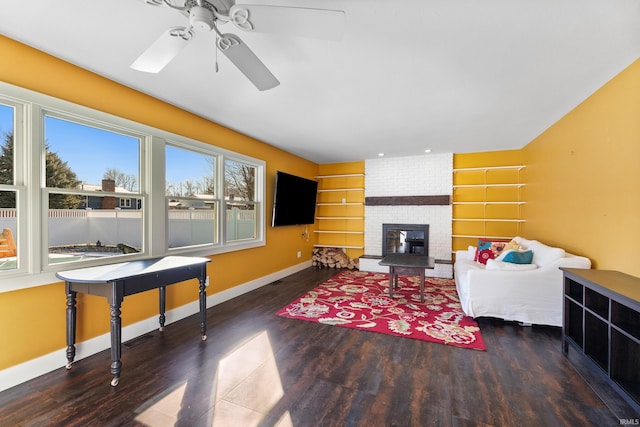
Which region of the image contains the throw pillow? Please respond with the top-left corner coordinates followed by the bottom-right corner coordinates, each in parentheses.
top-left (503, 250), bottom-right (534, 264)
top-left (474, 239), bottom-right (510, 265)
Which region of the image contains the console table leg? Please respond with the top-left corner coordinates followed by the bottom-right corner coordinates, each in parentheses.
top-left (65, 286), bottom-right (77, 369)
top-left (109, 301), bottom-right (122, 386)
top-left (199, 276), bottom-right (207, 341)
top-left (158, 286), bottom-right (166, 331)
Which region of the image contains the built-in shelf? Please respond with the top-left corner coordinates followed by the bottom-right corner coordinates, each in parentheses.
top-left (452, 218), bottom-right (525, 222)
top-left (317, 202), bottom-right (362, 206)
top-left (313, 244), bottom-right (364, 249)
top-left (314, 170), bottom-right (365, 257)
top-left (453, 165), bottom-right (526, 172)
top-left (453, 184), bottom-right (525, 188)
top-left (314, 174), bottom-right (364, 179)
top-left (452, 234), bottom-right (514, 239)
top-left (452, 165), bottom-right (526, 244)
top-left (317, 188), bottom-right (364, 192)
top-left (316, 216), bottom-right (364, 220)
top-left (453, 201), bottom-right (526, 205)
top-left (314, 230), bottom-right (364, 234)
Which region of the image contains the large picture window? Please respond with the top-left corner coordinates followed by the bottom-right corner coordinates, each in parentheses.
top-left (43, 114), bottom-right (143, 266)
top-left (0, 83), bottom-right (265, 292)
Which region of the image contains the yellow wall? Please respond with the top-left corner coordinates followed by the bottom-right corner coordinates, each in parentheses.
top-left (453, 59), bottom-right (640, 278)
top-left (0, 36), bottom-right (319, 369)
top-left (523, 58), bottom-right (640, 276)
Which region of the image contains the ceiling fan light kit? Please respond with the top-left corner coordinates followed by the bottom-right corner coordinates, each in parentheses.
top-left (132, 0), bottom-right (345, 90)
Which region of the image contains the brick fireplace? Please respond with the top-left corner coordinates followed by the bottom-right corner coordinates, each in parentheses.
top-left (359, 153), bottom-right (453, 278)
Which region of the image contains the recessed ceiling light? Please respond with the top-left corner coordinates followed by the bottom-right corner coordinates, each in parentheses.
top-left (425, 149), bottom-right (432, 153)
top-left (378, 153), bottom-right (384, 157)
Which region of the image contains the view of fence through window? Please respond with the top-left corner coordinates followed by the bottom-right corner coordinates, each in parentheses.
top-left (0, 103), bottom-right (17, 270)
top-left (0, 107), bottom-right (262, 271)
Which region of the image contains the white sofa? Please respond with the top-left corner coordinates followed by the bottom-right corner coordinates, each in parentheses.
top-left (454, 236), bottom-right (591, 327)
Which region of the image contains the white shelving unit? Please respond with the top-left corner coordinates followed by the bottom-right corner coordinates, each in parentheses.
top-left (452, 166), bottom-right (526, 240)
top-left (314, 173), bottom-right (364, 251)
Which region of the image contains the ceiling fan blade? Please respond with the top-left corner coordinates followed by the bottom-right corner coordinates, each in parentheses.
top-left (131, 27), bottom-right (192, 73)
top-left (217, 33), bottom-right (280, 91)
top-left (228, 5), bottom-right (345, 41)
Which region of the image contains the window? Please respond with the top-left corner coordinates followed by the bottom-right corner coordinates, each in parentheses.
top-left (0, 102), bottom-right (19, 272)
top-left (224, 159), bottom-right (258, 242)
top-left (0, 82), bottom-right (265, 292)
top-left (43, 114), bottom-right (143, 266)
top-left (166, 144), bottom-right (217, 249)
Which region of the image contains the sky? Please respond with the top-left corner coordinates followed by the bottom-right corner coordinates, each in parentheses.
top-left (0, 104), bottom-right (212, 188)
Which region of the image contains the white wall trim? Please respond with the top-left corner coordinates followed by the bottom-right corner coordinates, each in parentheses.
top-left (0, 260), bottom-right (311, 392)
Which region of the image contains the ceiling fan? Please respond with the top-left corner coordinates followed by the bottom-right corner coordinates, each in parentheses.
top-left (131, 0), bottom-right (345, 91)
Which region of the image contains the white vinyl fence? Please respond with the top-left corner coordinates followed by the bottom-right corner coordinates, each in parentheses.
top-left (0, 208), bottom-right (256, 249)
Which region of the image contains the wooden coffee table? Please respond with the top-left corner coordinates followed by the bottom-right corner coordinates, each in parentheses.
top-left (379, 254), bottom-right (435, 302)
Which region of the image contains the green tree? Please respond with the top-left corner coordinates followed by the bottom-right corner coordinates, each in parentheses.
top-left (0, 131), bottom-right (82, 208)
top-left (0, 131), bottom-right (15, 207)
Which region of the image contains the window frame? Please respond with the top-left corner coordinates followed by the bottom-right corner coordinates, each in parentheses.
top-left (0, 82), bottom-right (266, 293)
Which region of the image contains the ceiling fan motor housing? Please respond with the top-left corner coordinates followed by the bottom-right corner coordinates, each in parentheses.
top-left (189, 5), bottom-right (215, 32)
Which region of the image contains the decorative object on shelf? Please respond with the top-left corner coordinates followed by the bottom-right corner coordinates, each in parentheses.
top-left (276, 270), bottom-right (486, 350)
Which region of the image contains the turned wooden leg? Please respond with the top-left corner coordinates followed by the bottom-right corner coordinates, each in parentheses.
top-left (65, 286), bottom-right (77, 369)
top-left (199, 276), bottom-right (207, 341)
top-left (109, 301), bottom-right (122, 386)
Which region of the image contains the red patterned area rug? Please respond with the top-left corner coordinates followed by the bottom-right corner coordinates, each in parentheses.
top-left (276, 270), bottom-right (486, 351)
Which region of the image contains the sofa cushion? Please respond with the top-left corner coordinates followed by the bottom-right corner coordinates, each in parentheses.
top-left (526, 240), bottom-right (565, 267)
top-left (474, 239), bottom-right (510, 264)
top-left (503, 250), bottom-right (534, 264)
top-left (485, 259), bottom-right (538, 270)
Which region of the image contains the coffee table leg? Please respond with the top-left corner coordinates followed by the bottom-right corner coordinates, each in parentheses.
top-left (65, 284), bottom-right (76, 369)
top-left (420, 269), bottom-right (425, 303)
top-left (388, 266), bottom-right (394, 298)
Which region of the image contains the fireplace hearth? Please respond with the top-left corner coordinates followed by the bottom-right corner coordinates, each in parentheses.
top-left (382, 223), bottom-right (429, 257)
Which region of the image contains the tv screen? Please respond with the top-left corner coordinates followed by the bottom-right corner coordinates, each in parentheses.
top-left (272, 171), bottom-right (318, 227)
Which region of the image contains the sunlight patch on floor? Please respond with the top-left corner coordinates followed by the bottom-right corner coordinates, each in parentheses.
top-left (134, 330), bottom-right (292, 426)
top-left (210, 330), bottom-right (291, 426)
top-left (135, 381), bottom-right (189, 426)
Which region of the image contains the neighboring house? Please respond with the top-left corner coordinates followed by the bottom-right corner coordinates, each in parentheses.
top-left (78, 180), bottom-right (140, 210)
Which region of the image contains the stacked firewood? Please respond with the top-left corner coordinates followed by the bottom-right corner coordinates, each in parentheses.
top-left (312, 247), bottom-right (359, 270)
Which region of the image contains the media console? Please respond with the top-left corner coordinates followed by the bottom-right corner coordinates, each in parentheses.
top-left (561, 268), bottom-right (640, 415)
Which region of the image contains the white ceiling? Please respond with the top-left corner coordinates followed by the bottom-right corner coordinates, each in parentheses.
top-left (1, 0), bottom-right (639, 164)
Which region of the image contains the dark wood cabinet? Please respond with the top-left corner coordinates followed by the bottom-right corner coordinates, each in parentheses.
top-left (562, 268), bottom-right (640, 414)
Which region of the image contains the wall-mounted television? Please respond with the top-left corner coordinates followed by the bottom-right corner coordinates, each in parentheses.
top-left (272, 171), bottom-right (318, 227)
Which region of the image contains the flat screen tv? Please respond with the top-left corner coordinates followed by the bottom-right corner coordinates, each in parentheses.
top-left (272, 171), bottom-right (318, 227)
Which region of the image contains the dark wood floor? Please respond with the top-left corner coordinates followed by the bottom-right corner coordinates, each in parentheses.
top-left (0, 267), bottom-right (634, 426)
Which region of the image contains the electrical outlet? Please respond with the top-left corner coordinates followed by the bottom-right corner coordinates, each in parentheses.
top-left (297, 251), bottom-right (302, 258)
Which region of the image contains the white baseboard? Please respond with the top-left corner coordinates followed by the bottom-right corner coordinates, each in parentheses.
top-left (0, 260), bottom-right (311, 393)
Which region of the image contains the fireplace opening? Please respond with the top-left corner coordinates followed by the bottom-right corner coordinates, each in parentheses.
top-left (382, 223), bottom-right (429, 256)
